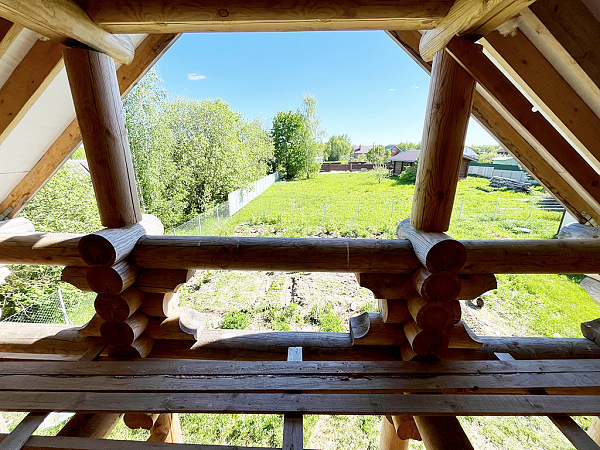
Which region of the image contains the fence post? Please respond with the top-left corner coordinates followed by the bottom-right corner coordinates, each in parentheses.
top-left (57, 289), bottom-right (71, 325)
top-left (493, 199), bottom-right (499, 220)
top-left (357, 200), bottom-right (361, 220)
top-left (216, 205), bottom-right (220, 227)
top-left (458, 200), bottom-right (463, 220)
top-left (528, 200), bottom-right (535, 219)
top-left (390, 199), bottom-right (394, 219)
top-left (198, 215), bottom-right (202, 236)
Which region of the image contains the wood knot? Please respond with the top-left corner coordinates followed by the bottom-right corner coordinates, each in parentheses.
top-left (218, 9), bottom-right (229, 17)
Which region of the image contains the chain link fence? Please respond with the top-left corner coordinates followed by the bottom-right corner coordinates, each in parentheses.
top-left (1, 289), bottom-right (95, 325)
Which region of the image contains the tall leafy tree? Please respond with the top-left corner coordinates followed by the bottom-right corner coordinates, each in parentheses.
top-left (271, 110), bottom-right (306, 179)
top-left (324, 134), bottom-right (352, 161)
top-left (300, 93), bottom-right (325, 178)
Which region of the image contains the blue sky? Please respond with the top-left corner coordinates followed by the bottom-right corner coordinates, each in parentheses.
top-left (155, 31), bottom-right (497, 146)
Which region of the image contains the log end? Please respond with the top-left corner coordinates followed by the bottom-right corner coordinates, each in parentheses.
top-left (79, 234), bottom-right (116, 266)
top-left (428, 239), bottom-right (467, 272)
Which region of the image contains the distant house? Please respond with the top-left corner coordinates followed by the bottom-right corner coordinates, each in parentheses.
top-left (352, 145), bottom-right (372, 159)
top-left (385, 144), bottom-right (401, 156)
top-left (388, 147), bottom-right (478, 179)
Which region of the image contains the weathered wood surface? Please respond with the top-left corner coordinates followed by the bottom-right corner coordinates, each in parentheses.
top-left (589, 417), bottom-right (600, 445)
top-left (140, 293), bottom-right (179, 318)
top-left (391, 415), bottom-right (421, 441)
top-left (57, 413), bottom-right (122, 439)
top-left (379, 299), bottom-right (411, 324)
top-left (1, 392), bottom-right (599, 415)
top-left (108, 334), bottom-right (154, 358)
top-left (457, 274), bottom-right (497, 300)
top-left (0, 233), bottom-right (82, 266)
top-left (135, 269), bottom-right (194, 293)
top-left (61, 266), bottom-right (92, 291)
top-left (64, 48), bottom-right (141, 228)
top-left (447, 321), bottom-right (483, 349)
top-left (83, 0), bottom-right (453, 33)
top-left (396, 218), bottom-right (466, 272)
top-left (349, 312), bottom-right (407, 346)
top-left (414, 416), bottom-right (474, 449)
top-left (407, 295), bottom-right (455, 330)
top-left (0, 412), bottom-right (47, 450)
top-left (412, 268), bottom-right (461, 302)
top-left (100, 311), bottom-right (148, 345)
top-left (403, 320), bottom-right (449, 355)
top-left (79, 215), bottom-right (164, 266)
top-left (0, 218), bottom-right (34, 234)
top-left (582, 319), bottom-right (600, 347)
top-left (124, 413), bottom-right (159, 431)
top-left (145, 308), bottom-right (206, 341)
top-left (411, 49), bottom-right (476, 232)
top-left (580, 277), bottom-right (600, 306)
top-left (357, 273), bottom-right (417, 299)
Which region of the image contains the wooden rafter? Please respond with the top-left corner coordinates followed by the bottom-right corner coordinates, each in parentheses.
top-left (0, 39), bottom-right (64, 146)
top-left (0, 0), bottom-right (134, 63)
top-left (530, 0), bottom-right (600, 90)
top-left (443, 36), bottom-right (600, 210)
top-left (483, 29), bottom-right (600, 171)
top-left (0, 33), bottom-right (179, 219)
top-left (419, 0), bottom-right (534, 61)
top-left (0, 17), bottom-right (22, 60)
top-left (386, 29), bottom-right (598, 223)
top-left (79, 0), bottom-right (453, 33)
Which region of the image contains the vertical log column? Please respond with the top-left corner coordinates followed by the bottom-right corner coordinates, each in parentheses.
top-left (402, 47), bottom-right (477, 450)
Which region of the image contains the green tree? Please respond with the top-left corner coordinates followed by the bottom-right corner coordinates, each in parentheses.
top-left (271, 110), bottom-right (306, 179)
top-left (324, 134), bottom-right (352, 161)
top-left (300, 93), bottom-right (325, 178)
top-left (397, 141), bottom-right (420, 152)
top-left (367, 145), bottom-right (390, 164)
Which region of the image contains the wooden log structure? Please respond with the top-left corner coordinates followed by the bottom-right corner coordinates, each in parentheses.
top-left (447, 321), bottom-right (483, 349)
top-left (94, 287), bottom-right (146, 321)
top-left (411, 267), bottom-right (461, 302)
top-left (87, 260), bottom-right (140, 294)
top-left (63, 48), bottom-right (141, 228)
top-left (391, 415), bottom-right (422, 441)
top-left (380, 416), bottom-right (409, 450)
top-left (56, 413), bottom-right (123, 439)
top-left (124, 413), bottom-right (159, 431)
top-left (403, 320), bottom-right (449, 355)
top-left (357, 273), bottom-right (417, 299)
top-left (457, 274), bottom-right (497, 300)
top-left (79, 214), bottom-right (164, 266)
top-left (378, 299), bottom-right (411, 324)
top-left (582, 319), bottom-right (600, 347)
top-left (100, 311), bottom-right (148, 346)
top-left (145, 308), bottom-right (206, 341)
top-left (410, 49), bottom-right (476, 232)
top-left (108, 334), bottom-right (154, 358)
top-left (396, 218), bottom-right (466, 272)
top-left (349, 312), bottom-right (408, 346)
top-left (406, 295), bottom-right (456, 330)
top-left (62, 266), bottom-right (93, 292)
top-left (413, 416), bottom-right (474, 449)
top-left (140, 293), bottom-right (179, 318)
top-left (0, 217), bottom-right (34, 233)
top-left (135, 269), bottom-right (194, 293)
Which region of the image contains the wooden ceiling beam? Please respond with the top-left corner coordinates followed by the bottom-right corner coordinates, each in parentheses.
top-left (442, 37), bottom-right (600, 209)
top-left (483, 29), bottom-right (600, 172)
top-left (392, 30), bottom-right (599, 222)
top-left (0, 33), bottom-right (179, 219)
top-left (529, 0), bottom-right (600, 90)
top-left (0, 0), bottom-right (134, 64)
top-left (419, 0), bottom-right (534, 62)
top-left (0, 17), bottom-right (22, 60)
top-left (0, 39), bottom-right (64, 147)
top-left (79, 0), bottom-right (453, 33)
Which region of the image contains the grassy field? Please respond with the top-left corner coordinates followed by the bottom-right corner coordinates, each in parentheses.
top-left (10, 172), bottom-right (599, 449)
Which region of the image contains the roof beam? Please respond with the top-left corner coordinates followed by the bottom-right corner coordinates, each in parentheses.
top-left (0, 33), bottom-right (179, 219)
top-left (0, 17), bottom-right (22, 60)
top-left (483, 29), bottom-right (600, 172)
top-left (419, 0), bottom-right (534, 62)
top-left (79, 0), bottom-right (453, 33)
top-left (387, 30), bottom-right (599, 223)
top-left (530, 0), bottom-right (600, 90)
top-left (443, 36), bottom-right (600, 210)
top-left (0, 0), bottom-right (134, 64)
top-left (0, 39), bottom-right (64, 147)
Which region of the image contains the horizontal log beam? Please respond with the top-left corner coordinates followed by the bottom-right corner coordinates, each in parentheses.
top-left (1, 392), bottom-right (599, 415)
top-left (0, 0), bottom-right (135, 63)
top-left (81, 0), bottom-right (453, 33)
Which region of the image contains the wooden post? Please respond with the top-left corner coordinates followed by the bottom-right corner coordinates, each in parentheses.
top-left (63, 48), bottom-right (141, 228)
top-left (57, 413), bottom-right (122, 439)
top-left (588, 417), bottom-right (600, 445)
top-left (380, 416), bottom-right (409, 450)
top-left (414, 416), bottom-right (474, 449)
top-left (283, 347), bottom-right (303, 450)
top-left (411, 49), bottom-right (476, 232)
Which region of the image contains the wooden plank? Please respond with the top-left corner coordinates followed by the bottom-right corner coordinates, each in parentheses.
top-left (0, 39), bottom-right (64, 146)
top-left (0, 33), bottom-right (180, 219)
top-left (64, 48), bottom-right (141, 228)
top-left (283, 347), bottom-right (303, 450)
top-left (0, 0), bottom-right (134, 63)
top-left (549, 416), bottom-right (600, 450)
top-left (3, 358), bottom-right (600, 377)
top-left (0, 435), bottom-right (279, 450)
top-left (419, 0), bottom-right (532, 61)
top-left (444, 36), bottom-right (600, 208)
top-left (483, 29), bottom-right (600, 169)
top-left (0, 18), bottom-right (23, 61)
top-left (2, 371), bottom-right (600, 395)
top-left (81, 0), bottom-right (453, 33)
top-left (530, 0), bottom-right (600, 90)
top-left (1, 392), bottom-right (600, 415)
top-left (386, 29), bottom-right (598, 223)
top-left (0, 412), bottom-right (48, 450)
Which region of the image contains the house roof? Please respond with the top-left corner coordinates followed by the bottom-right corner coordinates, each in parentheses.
top-left (387, 148), bottom-right (478, 162)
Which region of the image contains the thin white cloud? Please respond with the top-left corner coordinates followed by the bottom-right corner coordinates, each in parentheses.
top-left (388, 88), bottom-right (396, 91)
top-left (187, 73), bottom-right (206, 81)
top-left (411, 85), bottom-right (419, 89)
